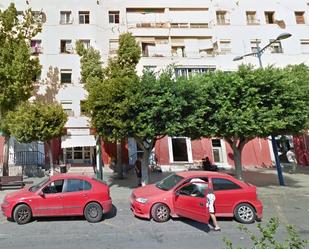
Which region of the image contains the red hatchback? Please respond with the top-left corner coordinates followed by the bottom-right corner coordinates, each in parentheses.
top-left (131, 171), bottom-right (263, 224)
top-left (1, 174), bottom-right (112, 224)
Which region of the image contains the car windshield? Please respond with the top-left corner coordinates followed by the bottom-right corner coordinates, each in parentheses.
top-left (155, 174), bottom-right (184, 191)
top-left (29, 178), bottom-right (50, 192)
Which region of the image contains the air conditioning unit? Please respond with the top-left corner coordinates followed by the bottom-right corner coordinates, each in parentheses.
top-left (65, 43), bottom-right (73, 53)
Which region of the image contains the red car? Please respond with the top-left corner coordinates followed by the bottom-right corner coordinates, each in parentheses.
top-left (1, 174), bottom-right (112, 224)
top-left (131, 171), bottom-right (263, 224)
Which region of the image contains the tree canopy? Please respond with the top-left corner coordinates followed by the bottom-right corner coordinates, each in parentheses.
top-left (195, 64), bottom-right (309, 180)
top-left (6, 101), bottom-right (67, 175)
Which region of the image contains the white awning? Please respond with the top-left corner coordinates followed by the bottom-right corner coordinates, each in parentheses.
top-left (61, 135), bottom-right (96, 148)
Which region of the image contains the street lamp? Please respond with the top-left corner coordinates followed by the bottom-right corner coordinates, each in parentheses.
top-left (233, 32), bottom-right (292, 186)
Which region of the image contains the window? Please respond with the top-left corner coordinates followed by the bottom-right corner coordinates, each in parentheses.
top-left (142, 42), bottom-right (155, 57)
top-left (212, 178), bottom-right (241, 191)
top-left (79, 11), bottom-right (90, 24)
top-left (295, 11), bottom-right (305, 24)
top-left (60, 40), bottom-right (73, 54)
top-left (269, 40), bottom-right (283, 53)
top-left (175, 67), bottom-right (215, 78)
top-left (300, 39), bottom-right (309, 53)
top-left (84, 147), bottom-right (91, 159)
top-left (74, 147), bottom-right (83, 159)
top-left (80, 100), bottom-right (87, 116)
top-left (216, 11), bottom-right (229, 25)
top-left (60, 69), bottom-right (72, 84)
top-left (265, 11), bottom-right (275, 24)
top-left (66, 148), bottom-right (73, 160)
top-left (246, 11), bottom-right (259, 24)
top-left (65, 179), bottom-right (92, 192)
top-left (60, 11), bottom-right (72, 24)
top-left (143, 65), bottom-right (156, 72)
top-left (79, 39), bottom-right (91, 49)
top-left (178, 183), bottom-right (207, 198)
top-left (43, 180), bottom-right (64, 194)
top-left (30, 40), bottom-right (42, 54)
top-left (250, 39), bottom-right (261, 53)
top-left (172, 46), bottom-right (185, 57)
top-left (109, 39), bottom-right (119, 54)
top-left (61, 100), bottom-right (74, 116)
top-left (219, 40), bottom-right (231, 54)
top-left (109, 11), bottom-right (119, 23)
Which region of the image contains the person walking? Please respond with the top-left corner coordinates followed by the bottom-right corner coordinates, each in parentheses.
top-left (134, 158), bottom-right (142, 187)
top-left (286, 148), bottom-right (297, 173)
top-left (206, 188), bottom-right (220, 231)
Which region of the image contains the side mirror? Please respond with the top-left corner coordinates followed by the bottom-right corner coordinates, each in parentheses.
top-left (175, 190), bottom-right (180, 196)
top-left (38, 191), bottom-right (44, 197)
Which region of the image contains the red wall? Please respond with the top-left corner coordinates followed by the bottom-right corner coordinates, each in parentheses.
top-left (293, 134), bottom-right (309, 166)
top-left (225, 138), bottom-right (272, 167)
top-left (155, 137), bottom-right (272, 168)
top-left (45, 138), bottom-right (62, 165)
top-left (101, 139), bottom-right (128, 165)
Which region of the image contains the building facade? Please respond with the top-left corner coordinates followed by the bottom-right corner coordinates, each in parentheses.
top-left (1, 0), bottom-right (309, 170)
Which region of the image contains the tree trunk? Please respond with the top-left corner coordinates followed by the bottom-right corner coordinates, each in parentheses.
top-left (47, 140), bottom-right (54, 176)
top-left (141, 149), bottom-right (151, 186)
top-left (233, 146), bottom-right (243, 181)
top-left (2, 135), bottom-right (10, 176)
top-left (116, 140), bottom-right (123, 179)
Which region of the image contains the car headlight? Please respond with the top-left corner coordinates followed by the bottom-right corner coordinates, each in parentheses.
top-left (136, 197), bottom-right (148, 204)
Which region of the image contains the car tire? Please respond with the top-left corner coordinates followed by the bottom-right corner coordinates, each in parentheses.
top-left (234, 203), bottom-right (256, 224)
top-left (84, 202), bottom-right (103, 223)
top-left (13, 204), bottom-right (32, 225)
top-left (151, 203), bottom-right (170, 223)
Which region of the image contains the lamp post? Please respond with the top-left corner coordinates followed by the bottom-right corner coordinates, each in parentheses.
top-left (233, 32), bottom-right (292, 186)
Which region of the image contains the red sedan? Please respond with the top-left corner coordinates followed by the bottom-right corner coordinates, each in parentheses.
top-left (131, 171), bottom-right (263, 224)
top-left (1, 174), bottom-right (112, 224)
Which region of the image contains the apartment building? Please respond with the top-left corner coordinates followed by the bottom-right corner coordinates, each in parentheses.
top-left (1, 0), bottom-right (309, 170)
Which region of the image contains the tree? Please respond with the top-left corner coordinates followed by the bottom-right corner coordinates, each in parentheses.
top-left (77, 33), bottom-right (141, 179)
top-left (126, 70), bottom-right (205, 184)
top-left (0, 3), bottom-right (42, 175)
top-left (6, 102), bottom-right (67, 175)
top-left (196, 65), bottom-right (309, 180)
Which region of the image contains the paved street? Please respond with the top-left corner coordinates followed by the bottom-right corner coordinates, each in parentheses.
top-left (0, 167), bottom-right (309, 249)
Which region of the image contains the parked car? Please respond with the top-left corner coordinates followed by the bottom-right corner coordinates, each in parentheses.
top-left (130, 171), bottom-right (263, 224)
top-left (1, 174), bottom-right (112, 224)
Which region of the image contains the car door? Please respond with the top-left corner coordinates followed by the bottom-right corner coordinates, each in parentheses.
top-left (173, 182), bottom-right (209, 223)
top-left (210, 177), bottom-right (243, 216)
top-left (34, 179), bottom-right (64, 216)
top-left (61, 179), bottom-right (91, 215)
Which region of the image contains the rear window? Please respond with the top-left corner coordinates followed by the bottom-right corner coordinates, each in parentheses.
top-left (65, 179), bottom-right (92, 192)
top-left (212, 178), bottom-right (241, 191)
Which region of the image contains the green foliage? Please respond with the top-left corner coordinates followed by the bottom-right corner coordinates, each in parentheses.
top-left (223, 217), bottom-right (308, 249)
top-left (0, 3), bottom-right (42, 131)
top-left (6, 102), bottom-right (67, 143)
top-left (194, 64), bottom-right (309, 179)
top-left (75, 40), bottom-right (103, 90)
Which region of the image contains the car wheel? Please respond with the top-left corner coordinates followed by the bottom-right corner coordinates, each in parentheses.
top-left (234, 203), bottom-right (256, 224)
top-left (84, 202), bottom-right (103, 223)
top-left (151, 203), bottom-right (170, 223)
top-left (13, 204), bottom-right (32, 225)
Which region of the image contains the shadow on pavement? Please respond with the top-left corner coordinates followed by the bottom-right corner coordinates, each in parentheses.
top-left (178, 217), bottom-right (211, 233)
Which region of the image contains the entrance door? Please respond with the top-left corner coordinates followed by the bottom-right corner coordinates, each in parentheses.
top-left (169, 137), bottom-right (193, 163)
top-left (173, 182), bottom-right (209, 223)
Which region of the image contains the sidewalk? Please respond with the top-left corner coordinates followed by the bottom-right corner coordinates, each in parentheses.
top-left (1, 165), bottom-right (309, 203)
